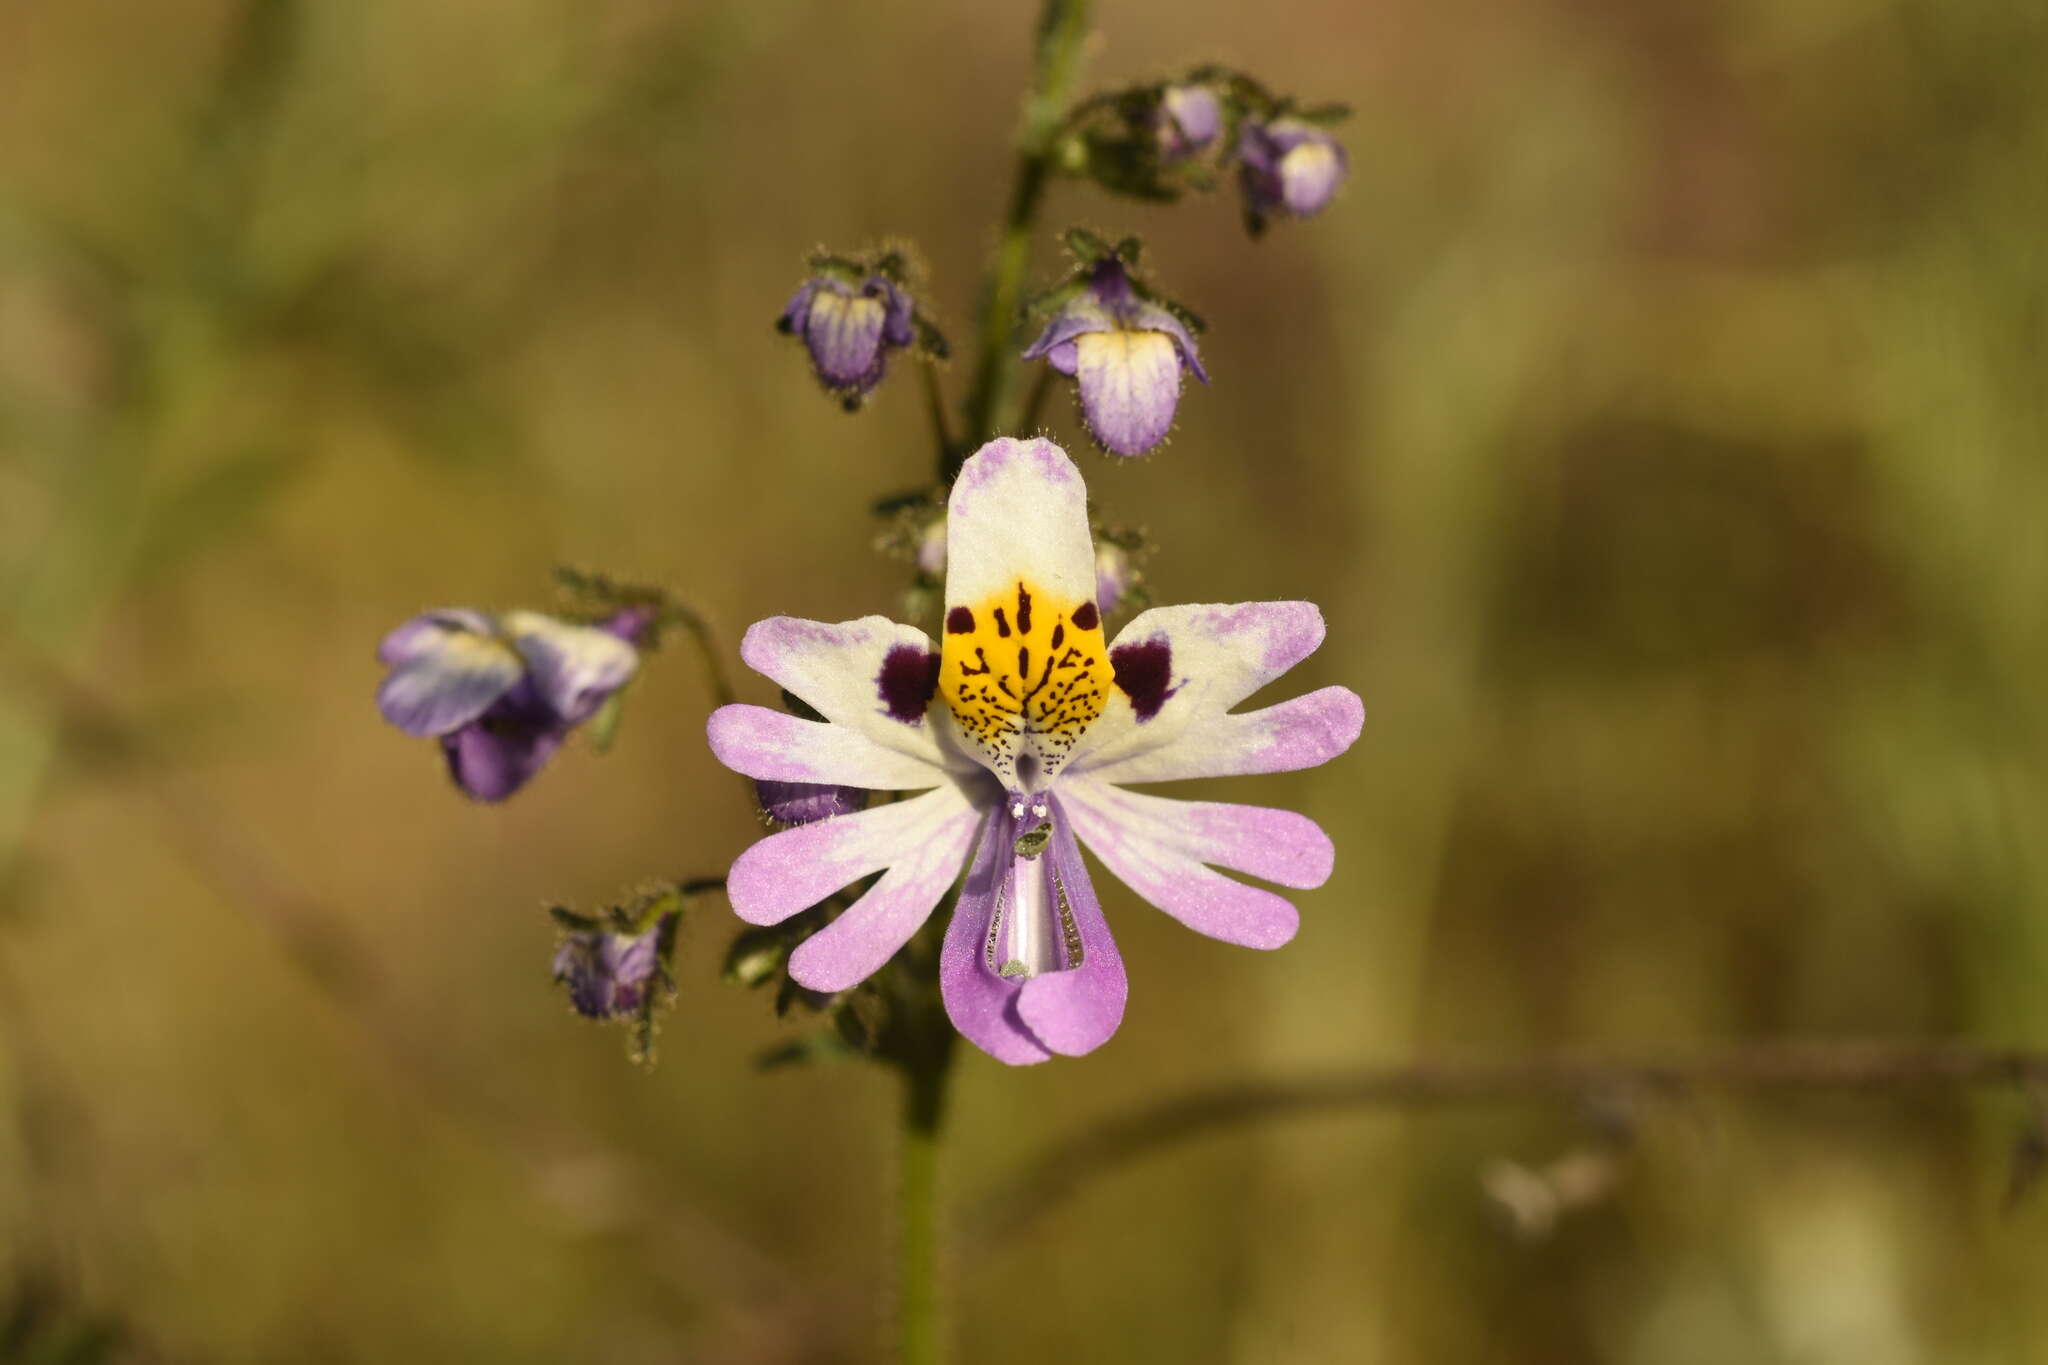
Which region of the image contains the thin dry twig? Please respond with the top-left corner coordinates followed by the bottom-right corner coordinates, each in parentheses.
top-left (971, 1042), bottom-right (2048, 1238)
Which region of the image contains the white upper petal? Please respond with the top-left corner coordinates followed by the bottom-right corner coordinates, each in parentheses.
top-left (944, 438), bottom-right (1095, 613)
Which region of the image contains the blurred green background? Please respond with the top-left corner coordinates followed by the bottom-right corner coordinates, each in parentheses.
top-left (3, 0), bottom-right (2046, 1360)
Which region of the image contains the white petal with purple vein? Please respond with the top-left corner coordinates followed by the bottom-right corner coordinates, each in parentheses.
top-left (1069, 601), bottom-right (1328, 775)
top-left (1061, 779), bottom-right (1305, 949)
top-left (741, 616), bottom-right (956, 769)
top-left (1078, 685), bottom-right (1363, 786)
top-left (707, 704), bottom-right (948, 790)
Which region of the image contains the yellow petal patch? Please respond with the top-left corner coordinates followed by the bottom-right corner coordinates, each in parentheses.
top-left (939, 581), bottom-right (1108, 790)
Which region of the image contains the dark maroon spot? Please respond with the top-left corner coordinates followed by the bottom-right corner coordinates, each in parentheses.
top-left (1017, 646), bottom-right (1031, 680)
top-left (877, 645), bottom-right (940, 723)
top-left (1015, 585), bottom-right (1033, 634)
top-left (1111, 638), bottom-right (1179, 722)
top-left (1050, 623), bottom-right (1065, 651)
top-left (1072, 601), bottom-right (1100, 630)
top-left (946, 606), bottom-right (975, 634)
top-left (993, 608), bottom-right (1011, 637)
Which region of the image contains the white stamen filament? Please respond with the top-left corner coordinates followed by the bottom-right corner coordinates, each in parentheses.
top-left (985, 831), bottom-right (1086, 981)
top-left (998, 852), bottom-right (1060, 979)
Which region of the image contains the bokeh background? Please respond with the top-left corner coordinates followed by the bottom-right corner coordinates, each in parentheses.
top-left (3, 0), bottom-right (2046, 1360)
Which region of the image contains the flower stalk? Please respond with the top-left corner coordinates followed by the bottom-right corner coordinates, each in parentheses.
top-left (957, 0), bottom-right (1095, 471)
top-left (898, 1057), bottom-right (950, 1365)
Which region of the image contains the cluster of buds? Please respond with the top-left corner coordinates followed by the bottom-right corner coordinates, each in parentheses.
top-left (775, 248), bottom-right (948, 410)
top-left (1057, 67), bottom-right (1351, 234)
top-left (550, 884), bottom-right (692, 1064)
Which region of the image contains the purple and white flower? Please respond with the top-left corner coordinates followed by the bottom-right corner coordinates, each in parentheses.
top-left (778, 271), bottom-right (917, 406)
top-left (1022, 258), bottom-right (1208, 458)
top-left (706, 437), bottom-right (1363, 1064)
top-left (1156, 84), bottom-right (1223, 162)
top-left (1239, 117), bottom-right (1348, 229)
top-left (554, 914), bottom-right (670, 1019)
top-left (376, 607), bottom-right (642, 802)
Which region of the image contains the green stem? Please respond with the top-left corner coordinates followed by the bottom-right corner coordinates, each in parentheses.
top-left (898, 1060), bottom-right (950, 1365)
top-left (1016, 364), bottom-right (1057, 438)
top-left (955, 0), bottom-right (1093, 473)
top-left (921, 357), bottom-right (956, 482)
top-left (667, 604), bottom-right (738, 709)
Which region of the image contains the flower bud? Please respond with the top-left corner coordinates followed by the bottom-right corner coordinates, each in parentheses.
top-left (755, 779), bottom-right (868, 827)
top-left (1238, 118), bottom-right (1348, 232)
top-left (1094, 539), bottom-right (1143, 617)
top-left (1156, 84), bottom-right (1223, 162)
top-left (776, 253), bottom-right (934, 407)
top-left (553, 914), bottom-right (672, 1020)
top-left (914, 515), bottom-right (948, 580)
top-left (1022, 252), bottom-right (1208, 457)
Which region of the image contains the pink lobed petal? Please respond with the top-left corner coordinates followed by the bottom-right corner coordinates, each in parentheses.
top-left (728, 786), bottom-right (974, 925)
top-left (786, 810), bottom-right (980, 992)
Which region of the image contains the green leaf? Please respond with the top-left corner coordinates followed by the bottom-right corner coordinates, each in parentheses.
top-left (1060, 226), bottom-right (1113, 261)
top-left (586, 691), bottom-right (626, 754)
top-left (722, 927), bottom-right (787, 989)
top-left (1294, 101), bottom-right (1354, 126)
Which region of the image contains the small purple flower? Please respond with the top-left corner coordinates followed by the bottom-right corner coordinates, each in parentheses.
top-left (756, 779), bottom-right (868, 827)
top-left (554, 915), bottom-right (671, 1019)
top-left (1239, 117), bottom-right (1348, 229)
top-left (778, 272), bottom-right (916, 406)
top-left (1156, 84), bottom-right (1223, 162)
top-left (707, 438), bottom-right (1364, 1064)
top-left (913, 516), bottom-right (948, 580)
top-left (1022, 257), bottom-right (1208, 458)
top-left (376, 608), bottom-right (642, 802)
